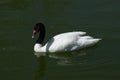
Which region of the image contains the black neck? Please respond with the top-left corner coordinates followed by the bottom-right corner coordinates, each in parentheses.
top-left (36, 25), bottom-right (45, 44)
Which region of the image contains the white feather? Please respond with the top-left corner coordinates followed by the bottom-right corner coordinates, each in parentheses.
top-left (34, 31), bottom-right (101, 52)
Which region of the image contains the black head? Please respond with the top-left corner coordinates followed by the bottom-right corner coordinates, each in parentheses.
top-left (32, 23), bottom-right (45, 38)
top-left (34, 23), bottom-right (44, 32)
top-left (32, 23), bottom-right (46, 44)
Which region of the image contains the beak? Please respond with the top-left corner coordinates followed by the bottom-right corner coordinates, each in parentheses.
top-left (32, 34), bottom-right (35, 38)
top-left (32, 30), bottom-right (37, 38)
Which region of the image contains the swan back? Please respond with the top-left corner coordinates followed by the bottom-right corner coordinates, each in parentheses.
top-left (38, 31), bottom-right (101, 52)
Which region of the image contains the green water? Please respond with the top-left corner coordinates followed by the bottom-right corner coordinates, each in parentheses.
top-left (0, 0), bottom-right (120, 80)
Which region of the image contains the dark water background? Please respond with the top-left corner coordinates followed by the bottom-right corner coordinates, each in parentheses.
top-left (0, 0), bottom-right (120, 80)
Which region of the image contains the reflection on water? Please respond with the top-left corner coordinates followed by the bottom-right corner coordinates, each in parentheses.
top-left (35, 56), bottom-right (46, 80)
top-left (34, 50), bottom-right (87, 66)
top-left (34, 50), bottom-right (87, 80)
top-left (34, 45), bottom-right (101, 80)
top-left (49, 51), bottom-right (86, 65)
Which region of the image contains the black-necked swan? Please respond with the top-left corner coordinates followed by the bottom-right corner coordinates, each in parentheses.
top-left (32, 23), bottom-right (101, 53)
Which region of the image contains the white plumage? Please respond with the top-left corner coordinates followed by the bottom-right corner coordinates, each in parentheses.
top-left (34, 31), bottom-right (101, 52)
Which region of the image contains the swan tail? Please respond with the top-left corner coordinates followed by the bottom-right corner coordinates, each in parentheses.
top-left (92, 38), bottom-right (101, 44)
top-left (77, 38), bottom-right (101, 49)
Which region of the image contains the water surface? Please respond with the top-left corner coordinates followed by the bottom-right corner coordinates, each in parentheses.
top-left (0, 0), bottom-right (120, 80)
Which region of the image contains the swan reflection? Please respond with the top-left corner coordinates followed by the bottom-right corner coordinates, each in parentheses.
top-left (34, 50), bottom-right (87, 66)
top-left (35, 55), bottom-right (46, 80)
top-left (34, 46), bottom-right (99, 80)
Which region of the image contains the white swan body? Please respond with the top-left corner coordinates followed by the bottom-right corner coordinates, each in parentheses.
top-left (34, 31), bottom-right (101, 52)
